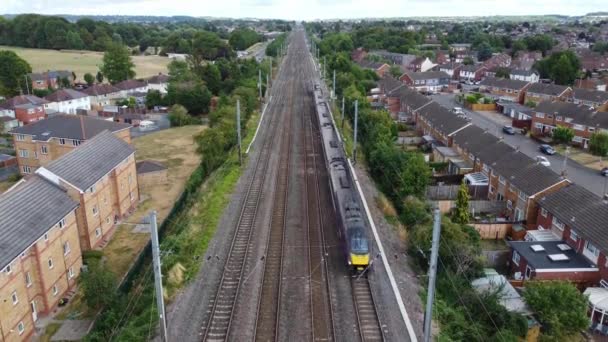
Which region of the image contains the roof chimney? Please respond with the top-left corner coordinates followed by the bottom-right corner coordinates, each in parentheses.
top-left (80, 115), bottom-right (86, 140)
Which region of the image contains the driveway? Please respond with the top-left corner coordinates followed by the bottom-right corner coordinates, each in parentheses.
top-left (431, 93), bottom-right (608, 197)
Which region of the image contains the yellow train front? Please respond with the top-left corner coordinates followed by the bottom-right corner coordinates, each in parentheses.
top-left (343, 201), bottom-right (371, 273)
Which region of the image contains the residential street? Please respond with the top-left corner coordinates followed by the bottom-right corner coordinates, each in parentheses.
top-left (431, 93), bottom-right (608, 197)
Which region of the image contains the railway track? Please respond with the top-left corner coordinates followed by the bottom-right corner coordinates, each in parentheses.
top-left (303, 74), bottom-right (335, 341)
top-left (252, 59), bottom-right (295, 342)
top-left (351, 274), bottom-right (384, 341)
top-left (201, 52), bottom-right (289, 342)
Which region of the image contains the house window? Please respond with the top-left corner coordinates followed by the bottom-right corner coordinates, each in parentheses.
top-left (512, 251), bottom-right (520, 266)
top-left (585, 241), bottom-right (600, 257)
top-left (41, 145), bottom-right (48, 154)
top-left (68, 267), bottom-right (74, 279)
top-left (63, 242), bottom-right (70, 255)
top-left (589, 127), bottom-right (596, 132)
top-left (565, 117), bottom-right (573, 123)
top-left (4, 263), bottom-right (11, 274)
top-left (507, 200), bottom-right (513, 209)
top-left (52, 285), bottom-right (58, 296)
top-left (499, 176), bottom-right (506, 184)
top-left (570, 230), bottom-right (579, 242)
top-left (556, 116), bottom-right (563, 121)
top-left (573, 124), bottom-right (585, 131)
top-left (547, 114), bottom-right (553, 119)
top-left (534, 123), bottom-right (543, 129)
top-left (552, 217), bottom-right (565, 231)
top-left (469, 153), bottom-right (475, 160)
top-left (19, 149), bottom-right (29, 158)
top-left (59, 138), bottom-right (66, 145)
top-left (497, 193), bottom-right (505, 201)
top-left (482, 164), bottom-right (489, 172)
top-left (92, 205), bottom-right (98, 216)
top-left (11, 291), bottom-right (18, 305)
top-left (518, 190), bottom-right (528, 200)
top-left (87, 185), bottom-right (95, 193)
top-left (25, 272), bottom-right (32, 287)
top-left (536, 112), bottom-right (545, 118)
top-left (18, 321), bottom-right (24, 335)
top-left (573, 136), bottom-right (583, 143)
top-left (72, 139), bottom-right (81, 146)
top-left (58, 218), bottom-right (66, 229)
top-left (541, 208), bottom-right (548, 217)
top-left (43, 233), bottom-right (49, 241)
top-left (106, 217), bottom-right (111, 225)
top-left (48, 258), bottom-right (54, 269)
top-left (95, 228), bottom-right (102, 238)
top-left (16, 134), bottom-right (25, 141)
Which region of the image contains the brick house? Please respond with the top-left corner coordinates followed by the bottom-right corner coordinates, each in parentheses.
top-left (36, 130), bottom-right (139, 251)
top-left (82, 84), bottom-right (122, 109)
top-left (416, 102), bottom-right (471, 146)
top-left (458, 64), bottom-right (487, 82)
top-left (408, 57), bottom-right (436, 72)
top-left (358, 60), bottom-right (391, 77)
top-left (510, 69), bottom-right (540, 83)
top-left (568, 88), bottom-right (608, 110)
top-left (0, 175), bottom-right (82, 341)
top-left (395, 87), bottom-right (432, 122)
top-left (146, 74), bottom-right (170, 94)
top-left (400, 71), bottom-right (450, 92)
top-left (483, 53), bottom-right (512, 69)
top-left (351, 48), bottom-right (368, 63)
top-left (114, 80), bottom-right (149, 97)
top-left (530, 101), bottom-right (607, 149)
top-left (368, 50), bottom-right (416, 71)
top-left (437, 62), bottom-right (462, 80)
top-left (478, 77), bottom-right (531, 104)
top-left (377, 76), bottom-right (405, 115)
top-left (44, 89), bottom-right (91, 115)
top-left (28, 70), bottom-right (73, 91)
top-left (524, 83), bottom-right (572, 105)
top-left (0, 95), bottom-right (49, 124)
top-left (508, 184), bottom-right (608, 286)
top-left (10, 115), bottom-right (131, 175)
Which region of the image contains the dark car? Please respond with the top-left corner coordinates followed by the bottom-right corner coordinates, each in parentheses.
top-left (539, 144), bottom-right (556, 155)
top-left (602, 167), bottom-right (608, 177)
top-left (502, 126), bottom-right (516, 135)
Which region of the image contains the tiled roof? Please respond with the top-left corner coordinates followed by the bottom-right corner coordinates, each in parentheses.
top-left (397, 87), bottom-right (432, 110)
top-left (539, 184), bottom-right (608, 254)
top-left (460, 64), bottom-right (485, 72)
top-left (114, 79), bottom-right (147, 90)
top-left (42, 130), bottom-right (135, 191)
top-left (527, 83), bottom-right (571, 96)
top-left (452, 125), bottom-right (501, 155)
top-left (136, 160), bottom-right (167, 174)
top-left (510, 69), bottom-right (538, 77)
top-left (571, 88), bottom-right (608, 104)
top-left (438, 62), bottom-right (462, 70)
top-left (10, 115), bottom-right (130, 141)
top-left (0, 95), bottom-right (48, 110)
top-left (358, 60), bottom-right (387, 70)
top-left (82, 84), bottom-right (121, 96)
top-left (378, 76), bottom-right (403, 94)
top-left (476, 141), bottom-right (515, 164)
top-left (147, 74), bottom-right (170, 84)
top-left (534, 101), bottom-right (608, 128)
top-left (479, 77), bottom-right (530, 90)
top-left (44, 89), bottom-right (88, 102)
top-left (0, 175), bottom-right (78, 270)
top-left (404, 71), bottom-right (450, 81)
top-left (418, 102), bottom-right (470, 136)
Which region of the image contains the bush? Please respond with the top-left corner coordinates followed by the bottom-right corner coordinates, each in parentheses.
top-left (551, 126), bottom-right (574, 145)
top-left (590, 132), bottom-right (608, 156)
top-left (168, 104), bottom-right (193, 127)
top-left (79, 260), bottom-right (118, 310)
top-left (7, 173), bottom-right (22, 182)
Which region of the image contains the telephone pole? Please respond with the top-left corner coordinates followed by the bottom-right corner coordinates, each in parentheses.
top-left (561, 146), bottom-right (570, 176)
top-left (353, 100), bottom-right (358, 162)
top-left (24, 75), bottom-right (30, 95)
top-left (423, 207), bottom-right (442, 342)
top-left (150, 211), bottom-right (168, 342)
top-left (236, 100), bottom-right (242, 165)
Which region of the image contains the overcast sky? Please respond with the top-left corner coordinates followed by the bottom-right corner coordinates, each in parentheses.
top-left (4, 0), bottom-right (608, 20)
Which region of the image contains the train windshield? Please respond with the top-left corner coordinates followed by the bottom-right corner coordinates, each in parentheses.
top-left (349, 228), bottom-right (369, 254)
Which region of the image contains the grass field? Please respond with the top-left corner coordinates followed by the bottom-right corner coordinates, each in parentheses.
top-left (103, 125), bottom-right (206, 277)
top-left (0, 46), bottom-right (170, 82)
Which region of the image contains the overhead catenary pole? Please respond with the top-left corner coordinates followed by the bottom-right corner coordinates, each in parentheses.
top-left (24, 75), bottom-right (30, 95)
top-left (353, 100), bottom-right (359, 163)
top-left (269, 58), bottom-right (272, 81)
top-left (332, 69), bottom-right (336, 99)
top-left (237, 100), bottom-right (242, 165)
top-left (266, 74), bottom-right (269, 93)
top-left (258, 69), bottom-right (263, 103)
top-left (150, 211), bottom-right (168, 342)
top-left (561, 146), bottom-right (570, 176)
top-left (423, 207), bottom-right (442, 342)
top-left (323, 56), bottom-right (326, 79)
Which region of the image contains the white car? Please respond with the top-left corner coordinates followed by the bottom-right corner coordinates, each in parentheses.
top-left (453, 107), bottom-right (464, 114)
top-left (536, 156), bottom-right (551, 167)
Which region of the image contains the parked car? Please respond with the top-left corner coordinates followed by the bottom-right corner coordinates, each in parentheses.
top-left (536, 156), bottom-right (551, 167)
top-left (539, 144), bottom-right (556, 155)
top-left (453, 107), bottom-right (464, 114)
top-left (601, 167), bottom-right (608, 177)
top-left (502, 126), bottom-right (516, 135)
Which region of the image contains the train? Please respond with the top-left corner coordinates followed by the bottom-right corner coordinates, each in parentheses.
top-left (311, 83), bottom-right (371, 272)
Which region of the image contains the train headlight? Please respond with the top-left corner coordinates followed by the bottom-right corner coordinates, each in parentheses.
top-left (348, 260), bottom-right (352, 265)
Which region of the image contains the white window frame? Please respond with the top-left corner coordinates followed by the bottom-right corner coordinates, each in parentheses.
top-left (63, 242), bottom-right (70, 255)
top-left (570, 229), bottom-right (579, 242)
top-left (18, 321), bottom-right (24, 335)
top-left (68, 267), bottom-right (74, 279)
top-left (585, 241), bottom-right (600, 257)
top-left (22, 165), bottom-right (31, 174)
top-left (16, 134), bottom-right (25, 141)
top-left (95, 228), bottom-right (102, 238)
top-left (499, 176), bottom-right (506, 184)
top-left (41, 145), bottom-right (48, 154)
top-left (541, 208), bottom-right (548, 217)
top-left (48, 258), bottom-right (54, 269)
top-left (92, 205), bottom-right (98, 216)
top-left (58, 218), bottom-right (66, 229)
top-left (19, 149), bottom-right (29, 158)
top-left (52, 285), bottom-right (58, 296)
top-left (536, 112), bottom-right (545, 118)
top-left (4, 263), bottom-right (12, 274)
top-left (11, 291), bottom-right (18, 305)
top-left (43, 233), bottom-right (49, 241)
top-left (552, 217), bottom-right (565, 231)
top-left (59, 138), bottom-right (66, 145)
top-left (512, 250), bottom-right (520, 266)
top-left (25, 272), bottom-right (32, 287)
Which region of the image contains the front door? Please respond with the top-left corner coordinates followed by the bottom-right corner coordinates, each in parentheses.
top-left (31, 301), bottom-right (37, 322)
top-left (525, 266), bottom-right (532, 280)
top-left (514, 208), bottom-right (523, 221)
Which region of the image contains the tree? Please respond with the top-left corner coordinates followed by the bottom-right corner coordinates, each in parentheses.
top-left (145, 89), bottom-right (164, 109)
top-left (463, 56), bottom-right (474, 65)
top-left (551, 126), bottom-right (574, 145)
top-left (495, 67), bottom-right (510, 79)
top-left (534, 51), bottom-right (581, 86)
top-left (389, 65), bottom-right (402, 78)
top-left (166, 81), bottom-right (212, 114)
top-left (228, 28), bottom-right (261, 51)
top-left (168, 104), bottom-right (192, 127)
top-left (59, 77), bottom-right (71, 88)
top-left (523, 281), bottom-right (589, 340)
top-left (453, 181), bottom-right (470, 224)
top-left (79, 261), bottom-right (118, 310)
top-left (477, 42), bottom-right (493, 61)
top-left (100, 43), bottom-right (135, 84)
top-left (590, 131), bottom-right (608, 156)
top-left (0, 50), bottom-right (32, 97)
top-left (96, 71), bottom-right (104, 83)
top-left (84, 72), bottom-right (95, 86)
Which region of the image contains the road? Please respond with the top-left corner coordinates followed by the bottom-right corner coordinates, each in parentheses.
top-left (431, 93), bottom-right (608, 197)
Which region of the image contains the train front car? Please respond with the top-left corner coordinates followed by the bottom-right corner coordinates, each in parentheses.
top-left (344, 201), bottom-right (370, 272)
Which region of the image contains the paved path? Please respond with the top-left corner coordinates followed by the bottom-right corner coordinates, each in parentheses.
top-left (431, 93), bottom-right (608, 197)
